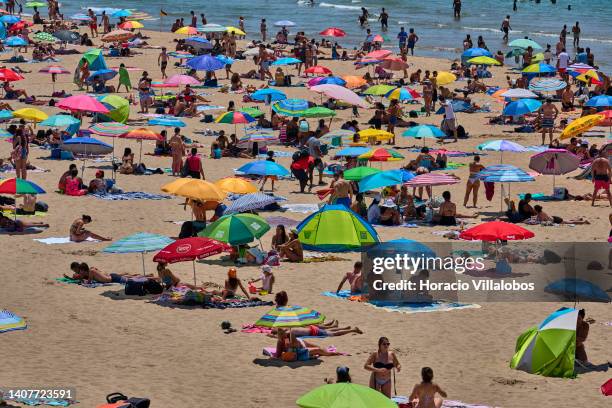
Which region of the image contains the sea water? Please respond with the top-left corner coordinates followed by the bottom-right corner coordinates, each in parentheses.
top-left (58, 0), bottom-right (612, 70)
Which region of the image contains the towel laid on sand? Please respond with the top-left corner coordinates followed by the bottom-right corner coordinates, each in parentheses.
top-left (11, 398), bottom-right (74, 407)
top-left (34, 237), bottom-right (99, 244)
top-left (90, 192), bottom-right (171, 200)
top-left (0, 309), bottom-right (27, 333)
top-left (258, 151), bottom-right (293, 158)
top-left (518, 193), bottom-right (560, 201)
top-left (55, 277), bottom-right (116, 288)
top-left (281, 203), bottom-right (320, 213)
top-left (367, 301), bottom-right (481, 314)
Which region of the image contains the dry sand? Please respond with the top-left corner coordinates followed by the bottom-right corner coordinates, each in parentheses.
top-left (1, 27), bottom-right (611, 408)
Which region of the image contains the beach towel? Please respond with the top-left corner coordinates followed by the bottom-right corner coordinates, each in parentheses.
top-left (315, 188), bottom-right (333, 201)
top-left (518, 193), bottom-right (559, 201)
top-left (55, 277), bottom-right (116, 288)
top-left (264, 215), bottom-right (300, 227)
top-left (281, 203), bottom-right (321, 213)
top-left (322, 290), bottom-right (352, 299)
top-left (90, 192), bottom-right (171, 201)
top-left (366, 301), bottom-right (480, 314)
top-left (431, 162), bottom-right (466, 171)
top-left (0, 309), bottom-right (27, 333)
top-left (10, 399), bottom-right (74, 407)
top-left (485, 182), bottom-right (495, 201)
top-left (34, 237), bottom-right (99, 244)
top-left (258, 151), bottom-right (293, 158)
top-left (196, 104), bottom-right (225, 112)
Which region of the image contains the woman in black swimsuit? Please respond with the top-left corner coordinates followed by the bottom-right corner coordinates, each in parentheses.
top-left (364, 336), bottom-right (401, 398)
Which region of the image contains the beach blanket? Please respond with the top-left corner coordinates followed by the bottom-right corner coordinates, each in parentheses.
top-left (55, 277), bottom-right (116, 288)
top-left (258, 151), bottom-right (293, 158)
top-left (90, 192), bottom-right (171, 200)
top-left (263, 345), bottom-right (346, 358)
top-left (0, 227), bottom-right (44, 235)
top-left (10, 399), bottom-right (74, 407)
top-left (1, 210), bottom-right (47, 217)
top-left (196, 104), bottom-right (225, 111)
top-left (153, 287), bottom-right (273, 308)
top-left (281, 203), bottom-right (320, 213)
top-left (518, 193), bottom-right (560, 201)
top-left (431, 162), bottom-right (466, 171)
top-left (34, 237), bottom-right (99, 244)
top-left (366, 301), bottom-right (480, 314)
top-left (0, 309), bottom-right (27, 333)
top-left (264, 215), bottom-right (300, 227)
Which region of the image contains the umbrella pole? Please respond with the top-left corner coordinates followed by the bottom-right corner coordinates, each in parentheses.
top-left (141, 252), bottom-right (146, 276)
top-left (139, 139), bottom-right (143, 165)
top-left (192, 260), bottom-right (197, 286)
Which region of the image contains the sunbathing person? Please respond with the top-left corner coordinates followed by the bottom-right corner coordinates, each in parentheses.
top-left (212, 268), bottom-right (250, 299)
top-left (278, 228), bottom-right (303, 262)
top-left (274, 328), bottom-right (343, 360)
top-left (409, 367), bottom-right (448, 408)
top-left (0, 213), bottom-right (48, 232)
top-left (270, 323), bottom-right (362, 338)
top-left (156, 261), bottom-right (199, 289)
top-left (67, 262), bottom-right (145, 283)
top-left (69, 214), bottom-right (111, 242)
top-left (533, 205), bottom-right (590, 225)
top-left (432, 191), bottom-right (477, 226)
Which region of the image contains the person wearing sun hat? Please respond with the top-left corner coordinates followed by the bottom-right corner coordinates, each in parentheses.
top-left (278, 228), bottom-right (303, 262)
top-left (379, 198), bottom-right (401, 226)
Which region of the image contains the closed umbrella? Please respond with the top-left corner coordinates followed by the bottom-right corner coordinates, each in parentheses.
top-left (199, 213), bottom-right (270, 245)
top-left (103, 233), bottom-right (174, 274)
top-left (529, 149), bottom-right (580, 188)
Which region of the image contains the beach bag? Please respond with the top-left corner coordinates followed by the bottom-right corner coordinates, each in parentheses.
top-left (281, 351), bottom-right (297, 362)
top-left (457, 125), bottom-right (467, 139)
top-left (35, 201), bottom-right (48, 212)
top-left (125, 279), bottom-right (163, 296)
top-left (320, 143), bottom-right (329, 156)
top-left (296, 348), bottom-right (309, 361)
top-left (100, 393), bottom-right (150, 408)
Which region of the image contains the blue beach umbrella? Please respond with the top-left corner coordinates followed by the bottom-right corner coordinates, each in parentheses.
top-left (251, 88), bottom-right (287, 103)
top-left (216, 55), bottom-right (234, 65)
top-left (40, 115), bottom-right (80, 127)
top-left (0, 129), bottom-right (12, 137)
top-left (476, 165), bottom-right (534, 183)
top-left (274, 20), bottom-right (296, 27)
top-left (402, 125), bottom-right (445, 139)
top-left (399, 169), bottom-right (415, 182)
top-left (186, 54), bottom-right (226, 71)
top-left (0, 15), bottom-right (20, 25)
top-left (0, 110), bottom-right (14, 120)
top-left (334, 146), bottom-right (371, 157)
top-left (237, 160), bottom-right (290, 177)
top-left (111, 9), bottom-right (132, 18)
top-left (103, 232), bottom-right (174, 274)
top-left (87, 69), bottom-right (117, 82)
top-left (5, 36), bottom-right (27, 47)
top-left (271, 57), bottom-right (302, 66)
top-left (585, 95), bottom-right (612, 108)
top-left (148, 117), bottom-right (186, 127)
top-left (275, 98), bottom-right (309, 112)
top-left (545, 278), bottom-right (610, 303)
top-left (462, 47), bottom-right (493, 59)
top-left (387, 238), bottom-right (436, 257)
top-left (61, 137), bottom-right (113, 156)
top-left (503, 99), bottom-right (542, 116)
top-left (317, 76), bottom-right (347, 86)
top-left (359, 169), bottom-right (404, 192)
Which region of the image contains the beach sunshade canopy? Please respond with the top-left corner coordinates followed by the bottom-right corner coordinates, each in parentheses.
top-left (343, 166), bottom-right (381, 181)
top-left (478, 140), bottom-right (526, 152)
top-left (341, 75), bottom-right (367, 89)
top-left (199, 213), bottom-right (270, 245)
top-left (459, 221), bottom-right (534, 241)
top-left (0, 68), bottom-right (24, 82)
top-left (544, 279), bottom-right (611, 303)
top-left (161, 178), bottom-right (226, 202)
top-left (357, 129), bottom-right (395, 143)
top-left (186, 54), bottom-right (226, 71)
top-left (13, 108), bottom-right (48, 122)
top-left (359, 169), bottom-right (404, 191)
top-left (89, 122), bottom-right (130, 137)
top-left (40, 115), bottom-right (80, 127)
top-left (256, 305), bottom-right (325, 328)
top-left (103, 233), bottom-right (173, 254)
top-left (560, 114), bottom-right (605, 139)
top-left (319, 27), bottom-right (345, 37)
top-left (358, 146), bottom-right (403, 161)
top-left (214, 177), bottom-right (258, 194)
top-left (97, 94), bottom-right (130, 124)
top-left (402, 125), bottom-right (445, 139)
top-left (164, 74), bottom-right (201, 86)
top-left (297, 204), bottom-right (379, 252)
top-left (386, 87), bottom-right (421, 101)
top-left (224, 192), bottom-right (283, 214)
top-left (364, 84), bottom-right (395, 96)
top-left (251, 88), bottom-right (287, 102)
top-left (175, 26), bottom-right (199, 35)
top-left (215, 111), bottom-right (256, 124)
top-left (296, 382), bottom-right (397, 408)
top-left (529, 149), bottom-right (579, 176)
top-left (510, 307), bottom-right (577, 378)
top-left (476, 164), bottom-right (534, 183)
top-left (404, 173), bottom-right (459, 187)
top-left (508, 38), bottom-right (543, 50)
top-left (153, 237), bottom-right (230, 264)
top-left (522, 62), bottom-right (556, 74)
top-left (467, 56), bottom-right (501, 66)
top-left (58, 95), bottom-right (109, 114)
top-left (101, 29), bottom-right (133, 42)
top-left (310, 84), bottom-right (369, 108)
top-left (503, 99), bottom-right (542, 116)
top-left (61, 137), bottom-right (113, 156)
top-left (529, 78), bottom-right (567, 92)
top-left (305, 65), bottom-right (332, 75)
top-left (435, 72), bottom-right (457, 86)
top-left (0, 178), bottom-right (45, 194)
top-left (584, 95), bottom-right (612, 108)
top-left (462, 47), bottom-right (493, 59)
top-left (237, 160), bottom-right (290, 177)
top-left (271, 57), bottom-right (301, 66)
top-left (500, 89), bottom-right (538, 99)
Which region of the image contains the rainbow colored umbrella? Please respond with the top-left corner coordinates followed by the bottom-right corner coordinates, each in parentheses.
top-left (255, 305), bottom-right (325, 328)
top-left (522, 62), bottom-right (556, 74)
top-left (215, 111), bottom-right (256, 124)
top-left (358, 147), bottom-right (404, 162)
top-left (120, 128), bottom-right (162, 162)
top-left (386, 87), bottom-right (421, 101)
top-left (0, 178), bottom-right (45, 194)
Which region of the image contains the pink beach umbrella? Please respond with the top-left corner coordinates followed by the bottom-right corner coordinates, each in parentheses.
top-left (164, 74), bottom-right (201, 86)
top-left (39, 65), bottom-right (70, 92)
top-left (309, 84), bottom-right (370, 108)
top-left (528, 149), bottom-right (580, 188)
top-left (404, 172), bottom-right (460, 199)
top-left (379, 57), bottom-right (409, 71)
top-left (57, 95), bottom-right (110, 114)
top-left (366, 49), bottom-right (391, 59)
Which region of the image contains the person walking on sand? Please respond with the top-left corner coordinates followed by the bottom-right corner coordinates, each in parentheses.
top-left (365, 337), bottom-right (401, 398)
top-left (501, 15), bottom-right (511, 42)
top-left (464, 155), bottom-right (485, 208)
top-left (537, 98), bottom-right (558, 145)
top-left (591, 151), bottom-right (612, 207)
top-left (407, 28), bottom-right (419, 56)
top-left (158, 47), bottom-right (169, 79)
top-left (117, 63), bottom-right (131, 92)
top-left (169, 128), bottom-right (185, 176)
top-left (409, 367), bottom-right (448, 408)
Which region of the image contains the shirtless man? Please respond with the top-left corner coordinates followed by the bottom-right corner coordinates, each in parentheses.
top-left (329, 171), bottom-right (353, 208)
top-left (336, 261), bottom-right (363, 294)
top-left (501, 15), bottom-right (511, 42)
top-left (158, 47), bottom-right (169, 79)
top-left (537, 98), bottom-right (559, 145)
top-left (464, 155), bottom-right (485, 207)
top-left (591, 152), bottom-right (612, 207)
top-left (561, 85), bottom-right (574, 111)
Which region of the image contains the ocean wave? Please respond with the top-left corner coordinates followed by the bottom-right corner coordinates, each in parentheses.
top-left (462, 26), bottom-right (500, 33)
top-left (397, 21), bottom-right (409, 25)
top-left (351, 0), bottom-right (361, 2)
top-left (319, 2), bottom-right (362, 11)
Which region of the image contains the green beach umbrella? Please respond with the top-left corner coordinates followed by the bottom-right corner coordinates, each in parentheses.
top-left (363, 84), bottom-right (395, 96)
top-left (342, 166), bottom-right (381, 181)
top-left (33, 32), bottom-right (57, 43)
top-left (103, 232), bottom-right (174, 274)
top-left (510, 307), bottom-right (578, 378)
top-left (255, 305), bottom-right (325, 328)
top-left (300, 106), bottom-right (337, 118)
top-left (239, 107), bottom-right (265, 118)
top-left (199, 213), bottom-right (270, 245)
top-left (98, 94), bottom-right (130, 124)
top-left (297, 383), bottom-right (397, 408)
top-left (26, 1), bottom-right (46, 7)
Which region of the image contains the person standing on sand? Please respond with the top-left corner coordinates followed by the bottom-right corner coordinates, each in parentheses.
top-left (260, 18), bottom-right (267, 42)
top-left (407, 28), bottom-right (419, 56)
top-left (441, 97), bottom-right (458, 142)
top-left (464, 155), bottom-right (485, 208)
top-left (501, 15), bottom-right (511, 42)
top-left (329, 170), bottom-right (353, 207)
top-left (537, 98), bottom-right (558, 146)
top-left (117, 63), bottom-right (131, 92)
top-left (409, 367), bottom-right (448, 408)
top-left (591, 151), bottom-right (612, 207)
top-left (364, 337), bottom-right (401, 398)
top-left (158, 47), bottom-right (168, 79)
top-left (169, 128), bottom-right (185, 177)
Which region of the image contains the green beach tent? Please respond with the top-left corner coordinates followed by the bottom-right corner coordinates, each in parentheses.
top-left (74, 49), bottom-right (107, 86)
top-left (97, 94), bottom-right (130, 124)
top-left (296, 204), bottom-right (379, 252)
top-left (510, 307), bottom-right (578, 378)
top-left (297, 383), bottom-right (396, 408)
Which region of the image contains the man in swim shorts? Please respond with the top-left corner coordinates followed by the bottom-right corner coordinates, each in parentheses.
top-left (591, 152), bottom-right (612, 207)
top-left (537, 98), bottom-right (558, 146)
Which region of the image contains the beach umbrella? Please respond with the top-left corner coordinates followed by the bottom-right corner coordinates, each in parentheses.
top-left (52, 30), bottom-right (80, 43)
top-left (462, 47), bottom-right (493, 59)
top-left (297, 383), bottom-right (396, 408)
top-left (39, 65), bottom-right (70, 75)
top-left (256, 305), bottom-right (325, 328)
top-left (184, 37), bottom-right (212, 50)
top-left (297, 204), bottom-right (379, 252)
top-left (476, 164), bottom-right (534, 210)
top-left (529, 78), bottom-right (567, 93)
top-left (111, 9), bottom-right (132, 18)
top-left (239, 107), bottom-right (265, 118)
top-left (365, 49), bottom-right (392, 59)
top-left (0, 178), bottom-right (45, 195)
top-left (89, 122), bottom-right (130, 137)
top-left (0, 110), bottom-right (13, 121)
top-left (319, 27), bottom-right (345, 37)
top-left (478, 139), bottom-right (526, 163)
top-left (214, 177), bottom-right (258, 195)
top-left (103, 233), bottom-right (174, 275)
top-left (357, 129), bottom-right (395, 143)
top-left (215, 111), bottom-right (256, 129)
top-left (0, 68), bottom-right (24, 82)
top-left (529, 149), bottom-right (580, 188)
top-left (467, 56), bottom-right (501, 66)
top-left (300, 107), bottom-right (336, 118)
top-left (460, 221), bottom-right (534, 241)
top-left (359, 169), bottom-right (404, 191)
top-left (57, 95), bottom-right (109, 114)
top-left (341, 75), bottom-right (367, 89)
top-left (584, 95), bottom-right (612, 108)
top-left (500, 89), bottom-right (538, 99)
top-left (510, 307), bottom-right (578, 378)
top-left (237, 160), bottom-right (290, 177)
top-left (404, 173), bottom-right (459, 188)
top-left (225, 26), bottom-right (246, 36)
top-left (40, 115), bottom-right (80, 128)
top-left (273, 98), bottom-right (309, 113)
top-left (148, 117), bottom-right (186, 128)
top-left (503, 98), bottom-right (542, 116)
top-left (435, 72), bottom-right (457, 86)
top-left (161, 178), bottom-right (226, 202)
top-left (251, 88), bottom-right (287, 103)
top-left (307, 76), bottom-right (346, 87)
top-left (168, 51), bottom-right (195, 61)
top-left (343, 166), bottom-right (381, 181)
top-left (559, 114), bottom-right (605, 140)
top-left (305, 65), bottom-right (332, 75)
top-left (164, 74), bottom-right (200, 86)
top-left (364, 84), bottom-right (395, 96)
top-left (271, 57), bottom-right (301, 66)
top-left (379, 57), bottom-right (409, 71)
top-left (175, 26), bottom-right (199, 35)
top-left (101, 29), bottom-right (133, 42)
top-left (13, 108), bottom-right (48, 122)
top-left (199, 213), bottom-right (270, 245)
top-left (186, 54), bottom-right (226, 71)
top-left (575, 69), bottom-right (600, 83)
top-left (544, 279), bottom-right (610, 303)
top-left (61, 137), bottom-right (113, 156)
top-left (87, 69), bottom-right (117, 83)
top-left (97, 94), bottom-right (130, 124)
top-left (386, 87), bottom-right (420, 101)
top-left (274, 20), bottom-right (296, 27)
top-left (332, 146), bottom-right (371, 157)
top-left (153, 237), bottom-right (230, 285)
top-left (568, 63), bottom-right (594, 72)
top-left (0, 15), bottom-right (19, 24)
top-left (198, 24), bottom-right (227, 33)
top-left (33, 32), bottom-right (57, 43)
top-left (120, 128), bottom-right (163, 163)
top-left (402, 125), bottom-right (445, 145)
top-left (118, 21), bottom-right (144, 30)
top-left (522, 62), bottom-right (556, 74)
top-left (223, 192), bottom-right (283, 214)
top-left (310, 84), bottom-right (369, 108)
top-left (4, 36), bottom-right (27, 47)
top-left (0, 129), bottom-right (11, 138)
top-left (508, 38), bottom-right (542, 50)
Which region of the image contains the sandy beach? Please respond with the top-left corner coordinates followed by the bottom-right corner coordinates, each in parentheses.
top-left (1, 19), bottom-right (611, 408)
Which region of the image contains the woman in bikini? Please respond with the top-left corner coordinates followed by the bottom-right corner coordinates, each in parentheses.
top-left (0, 213), bottom-right (48, 232)
top-left (364, 336), bottom-right (401, 398)
top-left (66, 262), bottom-right (145, 283)
top-left (156, 261), bottom-right (200, 289)
top-left (274, 328), bottom-right (343, 360)
top-left (464, 155), bottom-right (485, 208)
top-left (409, 367), bottom-right (447, 408)
top-left (69, 215), bottom-right (111, 242)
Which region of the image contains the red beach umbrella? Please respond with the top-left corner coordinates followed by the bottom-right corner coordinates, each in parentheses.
top-left (0, 68), bottom-right (24, 82)
top-left (319, 27), bottom-right (346, 37)
top-left (304, 65), bottom-right (332, 75)
top-left (459, 221), bottom-right (535, 242)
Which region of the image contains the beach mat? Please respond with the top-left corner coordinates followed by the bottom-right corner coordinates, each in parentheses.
top-left (281, 203), bottom-right (320, 214)
top-left (518, 193), bottom-right (560, 201)
top-left (367, 301), bottom-right (481, 314)
top-left (90, 192), bottom-right (171, 201)
top-left (55, 277), bottom-right (116, 288)
top-left (0, 309), bottom-right (27, 333)
top-left (34, 237), bottom-right (99, 244)
top-left (442, 400), bottom-right (497, 408)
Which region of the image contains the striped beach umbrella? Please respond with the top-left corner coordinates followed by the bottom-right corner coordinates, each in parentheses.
top-left (103, 233), bottom-right (174, 275)
top-left (358, 147), bottom-right (404, 162)
top-left (272, 98), bottom-right (309, 115)
top-left (0, 178), bottom-right (45, 194)
top-left (476, 164), bottom-right (534, 183)
top-left (89, 122), bottom-right (130, 137)
top-left (199, 213), bottom-right (271, 245)
top-left (404, 173), bottom-right (459, 187)
top-left (255, 305), bottom-right (325, 328)
top-left (478, 139), bottom-right (526, 163)
top-left (239, 107), bottom-right (265, 118)
top-left (237, 132), bottom-right (278, 147)
top-left (529, 78), bottom-right (567, 93)
top-left (224, 192), bottom-right (282, 214)
top-left (529, 149), bottom-right (580, 189)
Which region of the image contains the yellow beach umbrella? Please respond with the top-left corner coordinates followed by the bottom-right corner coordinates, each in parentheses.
top-left (175, 26), bottom-right (199, 35)
top-left (576, 70), bottom-right (600, 83)
top-left (214, 177), bottom-right (258, 194)
top-left (358, 128), bottom-right (394, 142)
top-left (226, 26), bottom-right (246, 36)
top-left (342, 75), bottom-right (367, 89)
top-left (560, 114), bottom-right (605, 140)
top-left (435, 71), bottom-right (457, 85)
top-left (13, 108), bottom-right (48, 122)
top-left (467, 56), bottom-right (501, 66)
top-left (161, 178), bottom-right (226, 201)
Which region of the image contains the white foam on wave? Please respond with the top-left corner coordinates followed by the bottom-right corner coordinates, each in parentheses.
top-left (351, 0), bottom-right (361, 3)
top-left (319, 2), bottom-right (362, 11)
top-left (398, 21), bottom-right (408, 25)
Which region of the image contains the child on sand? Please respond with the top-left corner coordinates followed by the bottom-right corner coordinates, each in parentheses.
top-left (249, 265), bottom-right (275, 293)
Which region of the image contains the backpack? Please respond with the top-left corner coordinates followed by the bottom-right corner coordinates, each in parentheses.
top-left (98, 393), bottom-right (150, 408)
top-left (320, 143), bottom-right (329, 156)
top-left (457, 125), bottom-right (467, 139)
top-left (125, 279), bottom-right (163, 296)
